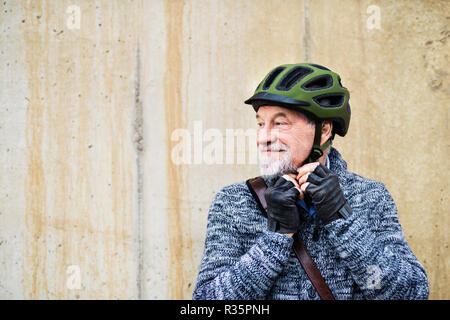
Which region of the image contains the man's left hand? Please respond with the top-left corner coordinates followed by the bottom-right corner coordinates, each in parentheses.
top-left (296, 162), bottom-right (351, 225)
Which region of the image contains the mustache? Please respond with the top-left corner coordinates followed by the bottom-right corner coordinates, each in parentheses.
top-left (258, 141), bottom-right (289, 152)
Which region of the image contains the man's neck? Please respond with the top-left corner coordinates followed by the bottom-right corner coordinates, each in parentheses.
top-left (318, 147), bottom-right (330, 167)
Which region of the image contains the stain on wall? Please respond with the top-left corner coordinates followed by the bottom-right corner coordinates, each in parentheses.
top-left (15, 0), bottom-right (139, 299)
top-left (22, 0), bottom-right (50, 299)
top-left (163, 0), bottom-right (192, 300)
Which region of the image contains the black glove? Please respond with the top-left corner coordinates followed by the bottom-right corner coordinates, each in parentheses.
top-left (264, 176), bottom-right (301, 234)
top-left (305, 163), bottom-right (352, 225)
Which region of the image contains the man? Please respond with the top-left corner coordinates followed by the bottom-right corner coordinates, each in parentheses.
top-left (193, 63), bottom-right (429, 299)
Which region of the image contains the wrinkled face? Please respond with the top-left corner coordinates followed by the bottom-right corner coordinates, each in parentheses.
top-left (256, 105), bottom-right (316, 176)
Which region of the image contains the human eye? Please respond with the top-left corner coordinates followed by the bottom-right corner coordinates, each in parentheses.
top-left (275, 120), bottom-right (287, 126)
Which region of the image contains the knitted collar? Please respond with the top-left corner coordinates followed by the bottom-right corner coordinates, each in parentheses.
top-left (328, 147), bottom-right (348, 177)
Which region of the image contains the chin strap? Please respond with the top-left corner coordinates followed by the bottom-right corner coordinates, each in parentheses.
top-left (305, 121), bottom-right (331, 164)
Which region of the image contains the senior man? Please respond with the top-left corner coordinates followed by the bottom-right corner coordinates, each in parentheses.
top-left (193, 63), bottom-right (429, 300)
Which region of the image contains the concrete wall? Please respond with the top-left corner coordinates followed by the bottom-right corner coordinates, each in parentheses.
top-left (0, 0), bottom-right (448, 299)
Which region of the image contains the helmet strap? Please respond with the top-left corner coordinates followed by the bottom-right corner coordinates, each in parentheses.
top-left (305, 121), bottom-right (331, 164)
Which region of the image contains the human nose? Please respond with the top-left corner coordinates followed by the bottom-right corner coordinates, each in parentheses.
top-left (257, 126), bottom-right (278, 147)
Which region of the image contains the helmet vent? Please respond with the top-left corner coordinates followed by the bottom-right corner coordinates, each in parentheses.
top-left (302, 75), bottom-right (333, 91)
top-left (276, 66), bottom-right (313, 91)
top-left (262, 67), bottom-right (286, 90)
top-left (308, 63), bottom-right (330, 71)
top-left (313, 94), bottom-right (344, 108)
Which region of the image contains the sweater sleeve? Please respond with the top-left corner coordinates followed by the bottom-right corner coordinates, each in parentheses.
top-left (324, 182), bottom-right (429, 300)
top-left (192, 188), bottom-right (294, 300)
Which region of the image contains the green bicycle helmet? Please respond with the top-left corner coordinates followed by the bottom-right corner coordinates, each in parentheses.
top-left (245, 63), bottom-right (351, 163)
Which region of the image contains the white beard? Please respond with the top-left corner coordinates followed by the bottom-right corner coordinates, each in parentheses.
top-left (258, 141), bottom-right (297, 177)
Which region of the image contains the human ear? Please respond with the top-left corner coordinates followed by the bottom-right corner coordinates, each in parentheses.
top-left (321, 121), bottom-right (333, 145)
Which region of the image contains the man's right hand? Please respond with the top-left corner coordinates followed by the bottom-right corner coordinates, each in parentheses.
top-left (264, 175), bottom-right (302, 235)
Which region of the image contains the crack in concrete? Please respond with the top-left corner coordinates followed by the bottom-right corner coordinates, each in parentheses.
top-left (134, 39), bottom-right (144, 300)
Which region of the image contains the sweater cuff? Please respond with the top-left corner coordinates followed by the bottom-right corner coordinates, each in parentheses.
top-left (258, 229), bottom-right (294, 264)
top-left (324, 214), bottom-right (376, 266)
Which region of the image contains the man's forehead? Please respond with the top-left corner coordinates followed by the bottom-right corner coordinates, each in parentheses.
top-left (256, 105), bottom-right (299, 119)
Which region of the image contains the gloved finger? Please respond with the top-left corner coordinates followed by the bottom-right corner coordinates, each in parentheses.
top-left (285, 185), bottom-right (300, 199)
top-left (311, 163), bottom-right (329, 178)
top-left (272, 175), bottom-right (295, 189)
top-left (305, 181), bottom-right (326, 203)
top-left (279, 176), bottom-right (305, 201)
top-left (281, 174), bottom-right (300, 188)
top-left (281, 176), bottom-right (304, 199)
top-left (307, 172), bottom-right (323, 185)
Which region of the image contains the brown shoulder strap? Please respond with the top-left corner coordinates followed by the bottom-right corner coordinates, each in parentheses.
top-left (246, 176), bottom-right (335, 300)
top-left (292, 233), bottom-right (335, 300)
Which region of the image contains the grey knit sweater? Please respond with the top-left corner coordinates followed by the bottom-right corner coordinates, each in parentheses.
top-left (193, 147), bottom-right (429, 300)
